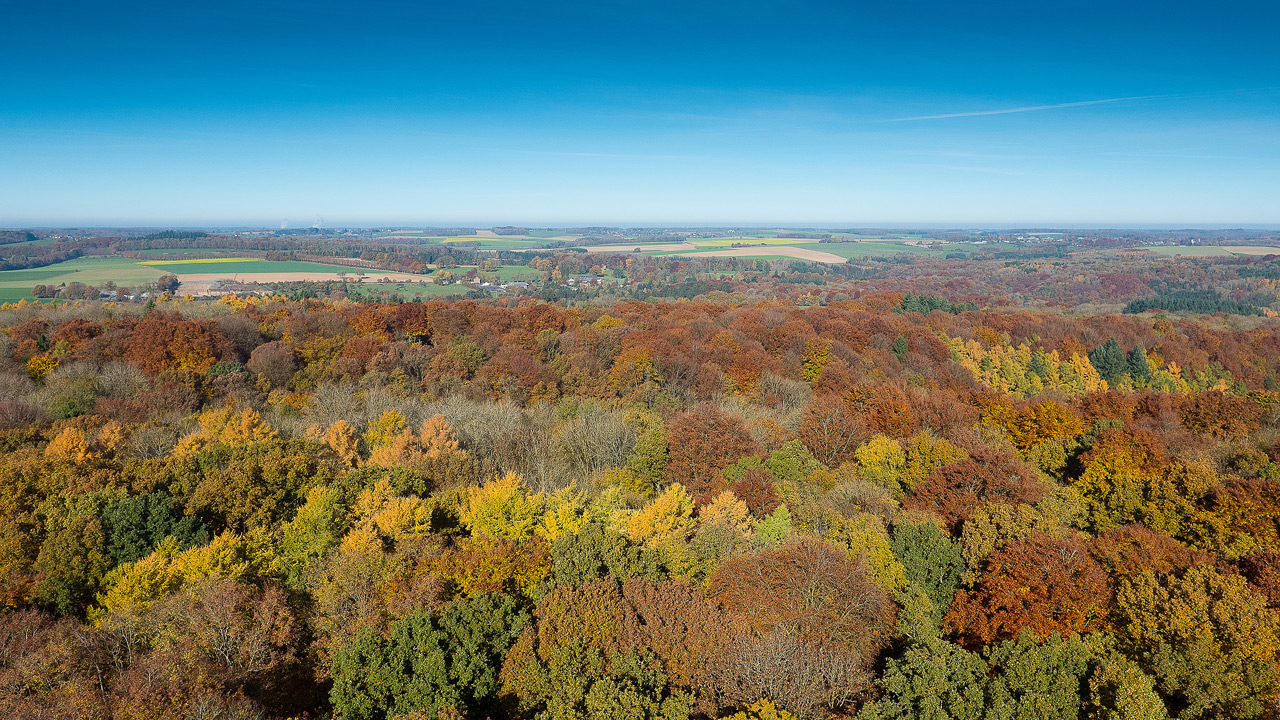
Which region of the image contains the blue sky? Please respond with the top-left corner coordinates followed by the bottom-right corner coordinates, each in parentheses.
top-left (2, 0), bottom-right (1278, 227)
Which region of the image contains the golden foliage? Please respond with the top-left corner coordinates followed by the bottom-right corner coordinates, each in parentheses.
top-left (45, 427), bottom-right (90, 462)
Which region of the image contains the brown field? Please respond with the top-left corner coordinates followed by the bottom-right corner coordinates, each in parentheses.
top-left (683, 247), bottom-right (848, 264)
top-left (177, 271), bottom-right (429, 294)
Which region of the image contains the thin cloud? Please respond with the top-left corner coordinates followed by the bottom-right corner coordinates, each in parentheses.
top-left (888, 94), bottom-right (1167, 121)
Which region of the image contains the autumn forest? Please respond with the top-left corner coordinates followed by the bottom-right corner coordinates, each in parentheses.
top-left (4, 239), bottom-right (1280, 720)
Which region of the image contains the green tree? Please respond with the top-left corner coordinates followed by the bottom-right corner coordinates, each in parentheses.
top-left (330, 593), bottom-right (530, 720)
top-left (1113, 566), bottom-right (1279, 719)
top-left (626, 421), bottom-right (670, 495)
top-left (891, 520), bottom-right (964, 621)
top-left (984, 631), bottom-right (1092, 720)
top-left (892, 335), bottom-right (909, 364)
top-left (860, 637), bottom-right (988, 720)
top-left (1128, 346), bottom-right (1151, 383)
top-left (1088, 338), bottom-right (1128, 384)
top-left (99, 492), bottom-right (208, 566)
top-left (548, 521), bottom-right (665, 588)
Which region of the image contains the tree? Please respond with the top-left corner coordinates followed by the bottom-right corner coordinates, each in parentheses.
top-left (548, 521), bottom-right (664, 588)
top-left (892, 335), bottom-right (909, 364)
top-left (463, 473), bottom-right (542, 543)
top-left (246, 340), bottom-right (296, 388)
top-left (946, 534), bottom-right (1110, 646)
top-left (709, 538), bottom-right (896, 653)
top-left (331, 593), bottom-right (530, 720)
top-left (891, 520), bottom-right (964, 621)
top-left (499, 578), bottom-right (721, 719)
top-left (1128, 346), bottom-right (1151, 383)
top-left (983, 631), bottom-right (1093, 720)
top-left (152, 577), bottom-right (300, 700)
top-left (664, 405), bottom-right (760, 503)
top-left (859, 636), bottom-right (988, 720)
top-left (1113, 566), bottom-right (1280, 719)
top-left (856, 435), bottom-right (908, 495)
top-left (156, 273), bottom-right (181, 294)
top-left (1089, 338), bottom-right (1128, 384)
top-left (904, 448), bottom-right (1046, 531)
top-left (99, 492), bottom-right (207, 566)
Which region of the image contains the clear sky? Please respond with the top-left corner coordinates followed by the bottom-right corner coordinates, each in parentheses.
top-left (2, 0), bottom-right (1278, 227)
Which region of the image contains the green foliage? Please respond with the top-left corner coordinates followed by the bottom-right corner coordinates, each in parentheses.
top-left (762, 440), bottom-right (825, 482)
top-left (99, 491), bottom-right (208, 566)
top-left (177, 438), bottom-right (336, 534)
top-left (898, 292), bottom-right (977, 314)
top-left (891, 519), bottom-right (964, 620)
top-left (752, 504), bottom-right (792, 547)
top-left (1123, 290), bottom-right (1262, 316)
top-left (274, 485), bottom-right (349, 588)
top-left (548, 521), bottom-right (665, 587)
top-left (1113, 566), bottom-right (1280, 719)
top-left (626, 419), bottom-right (670, 495)
top-left (861, 637), bottom-right (988, 720)
top-left (983, 631), bottom-right (1092, 720)
top-left (892, 335), bottom-right (909, 363)
top-left (34, 494), bottom-right (111, 615)
top-left (515, 644), bottom-right (693, 720)
top-left (330, 593), bottom-right (530, 720)
top-left (1128, 346), bottom-right (1151, 383)
top-left (1089, 338), bottom-right (1129, 384)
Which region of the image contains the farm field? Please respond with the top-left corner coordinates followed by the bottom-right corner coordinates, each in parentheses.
top-left (0, 256), bottom-right (435, 300)
top-left (580, 237), bottom-right (949, 263)
top-left (440, 237), bottom-right (543, 250)
top-left (681, 246), bottom-right (849, 263)
top-left (342, 281), bottom-right (468, 299)
top-left (788, 241), bottom-right (947, 259)
top-left (0, 256), bottom-right (168, 295)
top-left (131, 248), bottom-right (243, 255)
top-left (1136, 245), bottom-right (1280, 257)
top-left (139, 259), bottom-right (365, 275)
top-left (1222, 245), bottom-right (1280, 255)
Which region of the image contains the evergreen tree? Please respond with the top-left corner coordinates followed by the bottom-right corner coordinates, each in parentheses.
top-left (1127, 346), bottom-right (1151, 382)
top-left (1088, 338), bottom-right (1128, 384)
top-left (892, 335), bottom-right (909, 364)
top-left (1028, 351), bottom-right (1050, 380)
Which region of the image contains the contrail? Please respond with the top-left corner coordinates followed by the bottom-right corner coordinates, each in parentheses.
top-left (888, 94), bottom-right (1168, 121)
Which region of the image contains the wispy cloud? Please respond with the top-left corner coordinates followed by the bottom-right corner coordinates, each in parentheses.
top-left (888, 86), bottom-right (1280, 122)
top-left (888, 94), bottom-right (1166, 121)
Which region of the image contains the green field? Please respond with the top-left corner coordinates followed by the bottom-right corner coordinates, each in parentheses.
top-left (0, 256), bottom-right (167, 289)
top-left (132, 248), bottom-right (243, 255)
top-left (489, 266), bottom-right (543, 282)
top-left (618, 239), bottom-right (945, 261)
top-left (0, 286), bottom-right (45, 303)
top-left (0, 255), bottom-right (419, 301)
top-left (1139, 245), bottom-right (1280, 257)
top-left (440, 237), bottom-right (543, 250)
top-left (789, 242), bottom-right (946, 259)
top-left (139, 259), bottom-right (379, 275)
top-left (1139, 246), bottom-right (1233, 257)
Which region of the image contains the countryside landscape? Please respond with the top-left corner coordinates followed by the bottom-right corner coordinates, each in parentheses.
top-left (4, 0), bottom-right (1280, 718)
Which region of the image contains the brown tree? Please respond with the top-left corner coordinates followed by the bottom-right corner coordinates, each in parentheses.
top-left (903, 447), bottom-right (1046, 531)
top-left (665, 404), bottom-right (761, 503)
top-left (709, 538), bottom-right (896, 652)
top-left (946, 534), bottom-right (1110, 646)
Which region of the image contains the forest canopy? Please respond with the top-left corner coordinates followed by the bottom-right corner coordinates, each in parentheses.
top-left (2, 247), bottom-right (1280, 719)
